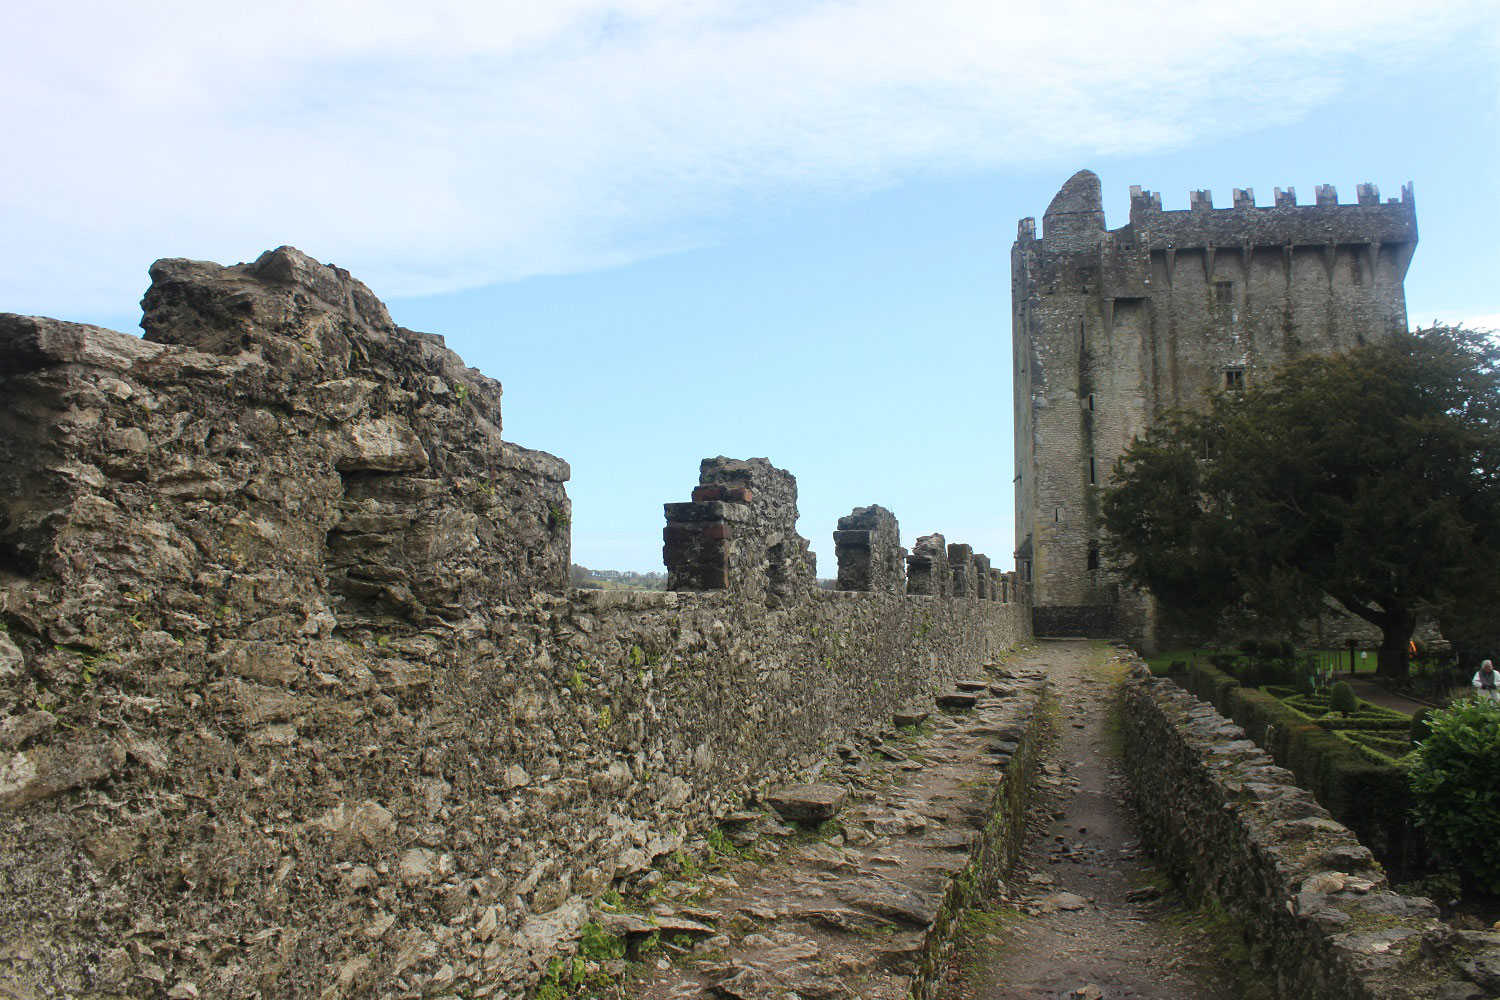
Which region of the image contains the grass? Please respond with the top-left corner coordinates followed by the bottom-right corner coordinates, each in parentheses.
top-left (1157, 898), bottom-right (1277, 1000)
top-left (1146, 647), bottom-right (1374, 678)
top-left (955, 903), bottom-right (1030, 960)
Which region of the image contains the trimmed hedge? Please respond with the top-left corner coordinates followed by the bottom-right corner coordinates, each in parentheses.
top-left (1182, 662), bottom-right (1418, 867)
top-left (1339, 731), bottom-right (1414, 765)
top-left (1280, 693), bottom-right (1410, 731)
top-left (1313, 717), bottom-right (1411, 732)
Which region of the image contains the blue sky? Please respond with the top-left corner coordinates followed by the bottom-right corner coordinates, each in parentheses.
top-left (4, 1), bottom-right (1497, 573)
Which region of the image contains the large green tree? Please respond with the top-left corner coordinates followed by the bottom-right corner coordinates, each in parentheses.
top-left (1102, 327), bottom-right (1500, 676)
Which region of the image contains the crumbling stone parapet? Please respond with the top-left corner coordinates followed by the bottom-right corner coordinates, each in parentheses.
top-left (972, 554), bottom-right (992, 599)
top-left (663, 457), bottom-right (814, 604)
top-left (947, 543), bottom-right (978, 598)
top-left (833, 504), bottom-right (905, 593)
top-left (906, 534), bottom-right (950, 597)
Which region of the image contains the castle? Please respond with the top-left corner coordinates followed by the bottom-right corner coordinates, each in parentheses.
top-left (1012, 169), bottom-right (1417, 646)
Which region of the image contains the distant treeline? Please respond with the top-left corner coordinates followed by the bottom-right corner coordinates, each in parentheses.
top-left (569, 565), bottom-right (843, 592)
top-left (568, 564), bottom-right (667, 591)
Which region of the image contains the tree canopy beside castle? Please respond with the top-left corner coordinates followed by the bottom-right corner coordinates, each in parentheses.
top-left (1102, 326), bottom-right (1500, 676)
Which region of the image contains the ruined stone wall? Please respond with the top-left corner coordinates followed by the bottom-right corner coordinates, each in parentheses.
top-left (663, 457), bottom-right (815, 606)
top-left (0, 249), bottom-right (1031, 1000)
top-left (1013, 171), bottom-right (1417, 646)
top-left (832, 504), bottom-right (904, 594)
top-left (905, 534), bottom-right (951, 597)
top-left (1119, 663), bottom-right (1498, 1000)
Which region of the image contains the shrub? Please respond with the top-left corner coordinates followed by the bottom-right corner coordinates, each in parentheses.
top-left (1259, 639), bottom-right (1285, 659)
top-left (1188, 661), bottom-right (1239, 709)
top-left (1329, 681), bottom-right (1359, 717)
top-left (1408, 699), bottom-right (1500, 893)
top-left (1238, 639), bottom-right (1260, 656)
top-left (1410, 708), bottom-right (1434, 743)
top-left (1208, 652), bottom-right (1240, 671)
top-left (1185, 660), bottom-right (1415, 863)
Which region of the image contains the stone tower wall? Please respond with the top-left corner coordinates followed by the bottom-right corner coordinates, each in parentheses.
top-left (1013, 172), bottom-right (1416, 646)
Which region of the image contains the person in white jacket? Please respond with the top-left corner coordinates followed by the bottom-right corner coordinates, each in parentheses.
top-left (1475, 660), bottom-right (1499, 702)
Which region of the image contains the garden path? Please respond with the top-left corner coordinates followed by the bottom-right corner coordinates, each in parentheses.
top-left (1343, 677), bottom-right (1427, 715)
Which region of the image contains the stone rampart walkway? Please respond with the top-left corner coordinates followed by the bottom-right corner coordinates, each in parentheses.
top-left (944, 640), bottom-right (1232, 1000)
top-left (612, 660), bottom-right (1051, 1000)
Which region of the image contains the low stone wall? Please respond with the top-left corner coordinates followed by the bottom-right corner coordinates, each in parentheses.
top-left (1119, 663), bottom-right (1500, 1000)
top-left (0, 587), bottom-right (1027, 999)
top-left (911, 678), bottom-right (1052, 999)
top-left (1032, 604), bottom-right (1117, 639)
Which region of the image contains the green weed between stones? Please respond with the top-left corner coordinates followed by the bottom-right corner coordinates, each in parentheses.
top-left (1160, 899), bottom-right (1276, 1000)
top-left (956, 903), bottom-right (1029, 960)
top-left (788, 819), bottom-right (843, 845)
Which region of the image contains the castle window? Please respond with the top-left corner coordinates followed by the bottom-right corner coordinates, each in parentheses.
top-left (1086, 393), bottom-right (1095, 411)
top-left (1054, 507), bottom-right (1062, 522)
top-left (1214, 281), bottom-right (1234, 305)
top-left (1087, 545), bottom-right (1100, 571)
top-left (1224, 368), bottom-right (1246, 391)
top-left (1088, 457), bottom-right (1097, 485)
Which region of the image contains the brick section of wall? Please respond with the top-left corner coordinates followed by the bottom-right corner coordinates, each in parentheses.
top-left (664, 458), bottom-right (816, 606)
top-left (1120, 662), bottom-right (1499, 1000)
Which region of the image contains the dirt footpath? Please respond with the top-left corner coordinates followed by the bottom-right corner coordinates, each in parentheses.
top-left (944, 640), bottom-right (1247, 1000)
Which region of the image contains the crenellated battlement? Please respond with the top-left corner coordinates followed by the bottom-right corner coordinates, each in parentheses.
top-left (1128, 180), bottom-right (1413, 215)
top-left (1123, 177), bottom-right (1416, 251)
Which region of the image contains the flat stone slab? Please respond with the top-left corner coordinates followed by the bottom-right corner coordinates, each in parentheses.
top-left (1035, 891), bottom-right (1091, 913)
top-left (936, 692), bottom-right (979, 710)
top-left (801, 907), bottom-right (898, 933)
top-left (892, 709), bottom-right (929, 728)
top-left (766, 784), bottom-right (848, 824)
top-left (922, 828), bottom-right (977, 851)
top-left (841, 884), bottom-right (940, 927)
top-left (955, 679), bottom-right (992, 692)
top-left (594, 912), bottom-right (715, 936)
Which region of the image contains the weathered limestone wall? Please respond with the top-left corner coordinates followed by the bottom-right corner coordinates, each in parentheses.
top-left (0, 249), bottom-right (1032, 999)
top-left (1119, 663), bottom-right (1499, 1000)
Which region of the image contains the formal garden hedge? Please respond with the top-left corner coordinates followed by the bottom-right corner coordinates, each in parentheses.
top-left (1184, 662), bottom-right (1420, 869)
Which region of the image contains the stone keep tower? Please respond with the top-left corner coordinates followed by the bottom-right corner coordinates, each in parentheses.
top-left (1012, 169), bottom-right (1416, 643)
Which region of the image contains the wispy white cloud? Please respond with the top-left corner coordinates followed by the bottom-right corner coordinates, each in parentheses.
top-left (2, 0), bottom-right (1494, 313)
